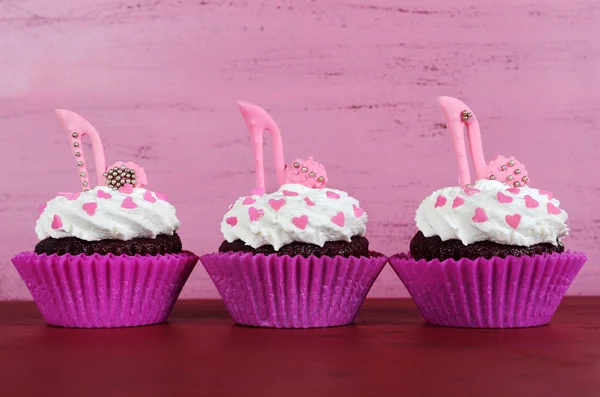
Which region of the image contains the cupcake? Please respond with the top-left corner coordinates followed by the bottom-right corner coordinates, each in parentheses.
top-left (389, 96), bottom-right (587, 328)
top-left (11, 110), bottom-right (198, 328)
top-left (200, 102), bottom-right (387, 328)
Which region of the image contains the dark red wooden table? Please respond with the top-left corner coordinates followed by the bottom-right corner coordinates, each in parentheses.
top-left (1, 298), bottom-right (600, 397)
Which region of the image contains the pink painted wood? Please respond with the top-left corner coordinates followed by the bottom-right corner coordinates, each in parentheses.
top-left (0, 0), bottom-right (598, 299)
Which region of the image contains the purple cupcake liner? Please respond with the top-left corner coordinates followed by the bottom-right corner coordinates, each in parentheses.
top-left (200, 251), bottom-right (387, 328)
top-left (389, 251), bottom-right (587, 328)
top-left (11, 251), bottom-right (199, 328)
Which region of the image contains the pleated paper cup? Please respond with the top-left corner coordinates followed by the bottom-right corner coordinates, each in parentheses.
top-left (389, 251), bottom-right (587, 328)
top-left (11, 251), bottom-right (198, 328)
top-left (200, 251), bottom-right (387, 328)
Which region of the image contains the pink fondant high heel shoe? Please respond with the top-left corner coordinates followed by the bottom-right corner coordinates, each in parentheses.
top-left (437, 96), bottom-right (529, 188)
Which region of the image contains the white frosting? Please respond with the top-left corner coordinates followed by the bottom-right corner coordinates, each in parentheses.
top-left (36, 186), bottom-right (179, 241)
top-left (415, 180), bottom-right (568, 246)
top-left (221, 184), bottom-right (367, 250)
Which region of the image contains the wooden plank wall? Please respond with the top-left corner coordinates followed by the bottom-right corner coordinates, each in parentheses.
top-left (0, 0), bottom-right (598, 298)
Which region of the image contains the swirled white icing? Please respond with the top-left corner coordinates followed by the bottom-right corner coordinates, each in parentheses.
top-left (221, 184), bottom-right (367, 250)
top-left (415, 180), bottom-right (568, 246)
top-left (36, 186), bottom-right (179, 241)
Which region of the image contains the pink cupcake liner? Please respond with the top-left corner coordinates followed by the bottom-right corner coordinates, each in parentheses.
top-left (200, 251), bottom-right (388, 328)
top-left (11, 251), bottom-right (198, 328)
top-left (389, 251), bottom-right (587, 328)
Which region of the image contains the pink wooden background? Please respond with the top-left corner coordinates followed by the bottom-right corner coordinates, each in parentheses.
top-left (0, 0), bottom-right (598, 300)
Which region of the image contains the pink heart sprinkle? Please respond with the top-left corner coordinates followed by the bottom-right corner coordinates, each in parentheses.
top-left (472, 208), bottom-right (488, 223)
top-left (64, 192), bottom-right (80, 201)
top-left (226, 216), bottom-right (237, 227)
top-left (248, 207), bottom-right (264, 222)
top-left (292, 215), bottom-right (309, 230)
top-left (51, 214), bottom-right (62, 230)
top-left (250, 188), bottom-right (265, 196)
top-left (353, 204), bottom-right (365, 218)
top-left (269, 198), bottom-right (286, 211)
top-left (39, 203), bottom-right (47, 214)
top-left (539, 190), bottom-right (553, 199)
top-left (156, 192), bottom-right (168, 201)
top-left (434, 195), bottom-right (447, 208)
top-left (304, 197), bottom-right (315, 206)
top-left (97, 190), bottom-right (112, 199)
top-left (505, 214), bottom-right (521, 229)
top-left (242, 197), bottom-right (256, 205)
top-left (452, 197), bottom-right (464, 208)
top-left (547, 202), bottom-right (561, 215)
top-left (121, 196), bottom-right (137, 209)
top-left (331, 211), bottom-right (345, 227)
top-left (463, 188), bottom-right (481, 196)
top-left (119, 184), bottom-right (134, 194)
top-left (497, 192), bottom-right (513, 204)
top-left (507, 188), bottom-right (521, 195)
top-left (143, 190), bottom-right (157, 203)
top-left (283, 190), bottom-right (299, 197)
top-left (326, 191), bottom-right (341, 199)
top-left (524, 195), bottom-right (539, 209)
top-left (82, 202), bottom-right (97, 216)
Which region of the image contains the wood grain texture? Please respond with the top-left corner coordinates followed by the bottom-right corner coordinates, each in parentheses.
top-left (0, 0), bottom-right (598, 299)
top-left (2, 298), bottom-right (600, 396)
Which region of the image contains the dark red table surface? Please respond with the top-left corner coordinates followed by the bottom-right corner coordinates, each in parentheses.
top-left (1, 298), bottom-right (600, 397)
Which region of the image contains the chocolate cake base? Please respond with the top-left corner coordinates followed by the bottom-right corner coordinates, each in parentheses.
top-left (35, 233), bottom-right (182, 256)
top-left (219, 236), bottom-right (370, 258)
top-left (410, 231), bottom-right (564, 261)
